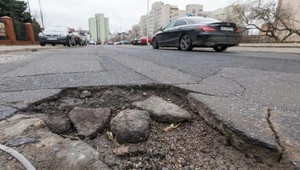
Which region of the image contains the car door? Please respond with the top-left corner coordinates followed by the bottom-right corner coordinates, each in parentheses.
top-left (167, 19), bottom-right (188, 46)
top-left (157, 20), bottom-right (176, 46)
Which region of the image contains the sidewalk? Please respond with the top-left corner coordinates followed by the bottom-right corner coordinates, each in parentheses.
top-left (239, 43), bottom-right (300, 48)
top-left (0, 45), bottom-right (62, 54)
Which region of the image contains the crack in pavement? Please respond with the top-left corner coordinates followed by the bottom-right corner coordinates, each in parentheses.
top-left (266, 108), bottom-right (284, 162)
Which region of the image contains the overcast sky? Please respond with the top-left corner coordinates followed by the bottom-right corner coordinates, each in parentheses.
top-left (26, 0), bottom-right (231, 33)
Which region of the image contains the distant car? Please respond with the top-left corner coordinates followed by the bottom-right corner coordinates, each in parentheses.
top-left (130, 39), bottom-right (134, 44)
top-left (108, 41), bottom-right (114, 45)
top-left (89, 40), bottom-right (96, 45)
top-left (39, 26), bottom-right (75, 47)
top-left (140, 36), bottom-right (152, 45)
top-left (151, 17), bottom-right (241, 52)
top-left (73, 32), bottom-right (85, 46)
top-left (132, 38), bottom-right (139, 45)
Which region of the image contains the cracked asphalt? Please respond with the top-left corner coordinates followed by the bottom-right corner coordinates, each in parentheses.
top-left (0, 45), bottom-right (300, 167)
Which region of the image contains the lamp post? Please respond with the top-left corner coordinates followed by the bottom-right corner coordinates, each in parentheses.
top-left (146, 0), bottom-right (150, 45)
top-left (114, 14), bottom-right (122, 43)
top-left (38, 0), bottom-right (44, 28)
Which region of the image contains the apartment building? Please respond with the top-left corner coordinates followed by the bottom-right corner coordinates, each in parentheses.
top-left (170, 4), bottom-right (204, 22)
top-left (88, 18), bottom-right (97, 42)
top-left (137, 2), bottom-right (205, 36)
top-left (88, 13), bottom-right (109, 44)
top-left (139, 15), bottom-right (147, 37)
top-left (186, 4), bottom-right (204, 17)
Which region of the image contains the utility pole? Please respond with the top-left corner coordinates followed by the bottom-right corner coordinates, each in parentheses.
top-left (27, 0), bottom-right (31, 15)
top-left (146, 0), bottom-right (149, 45)
top-left (38, 0), bottom-right (44, 28)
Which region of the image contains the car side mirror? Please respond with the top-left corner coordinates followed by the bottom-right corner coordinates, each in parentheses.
top-left (159, 27), bottom-right (164, 31)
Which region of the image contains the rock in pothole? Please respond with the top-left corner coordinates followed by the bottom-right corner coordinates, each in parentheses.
top-left (45, 116), bottom-right (71, 134)
top-left (68, 107), bottom-right (111, 138)
top-left (110, 109), bottom-right (150, 143)
top-left (80, 90), bottom-right (92, 99)
top-left (133, 96), bottom-right (192, 123)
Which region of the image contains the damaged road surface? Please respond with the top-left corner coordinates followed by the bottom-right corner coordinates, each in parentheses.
top-left (1, 46), bottom-right (300, 169)
top-left (0, 86), bottom-right (293, 169)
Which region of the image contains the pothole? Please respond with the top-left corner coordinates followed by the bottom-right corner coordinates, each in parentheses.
top-left (2, 85), bottom-right (287, 169)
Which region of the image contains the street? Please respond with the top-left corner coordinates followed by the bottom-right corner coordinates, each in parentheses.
top-left (1, 46), bottom-right (300, 169)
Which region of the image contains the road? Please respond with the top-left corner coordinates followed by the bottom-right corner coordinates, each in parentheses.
top-left (0, 45), bottom-right (300, 166)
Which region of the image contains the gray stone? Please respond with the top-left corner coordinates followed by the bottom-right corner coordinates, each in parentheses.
top-left (45, 116), bottom-right (71, 134)
top-left (4, 117), bottom-right (42, 137)
top-left (0, 106), bottom-right (17, 121)
top-left (104, 154), bottom-right (118, 166)
top-left (80, 90), bottom-right (92, 99)
top-left (68, 107), bottom-right (111, 138)
top-left (110, 109), bottom-right (151, 143)
top-left (133, 96), bottom-right (192, 123)
top-left (6, 137), bottom-right (39, 147)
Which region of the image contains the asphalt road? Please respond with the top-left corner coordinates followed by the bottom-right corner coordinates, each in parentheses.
top-left (0, 45), bottom-right (300, 166)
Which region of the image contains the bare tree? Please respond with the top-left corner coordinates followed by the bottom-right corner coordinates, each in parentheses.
top-left (232, 0), bottom-right (300, 42)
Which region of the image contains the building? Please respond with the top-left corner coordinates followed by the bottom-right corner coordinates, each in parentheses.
top-left (199, 5), bottom-right (244, 27)
top-left (131, 24), bottom-right (140, 38)
top-left (170, 4), bottom-right (204, 22)
top-left (139, 15), bottom-right (147, 37)
top-left (170, 10), bottom-right (188, 22)
top-left (88, 13), bottom-right (109, 44)
top-left (88, 18), bottom-right (97, 42)
top-left (277, 0), bottom-right (300, 41)
top-left (186, 4), bottom-right (204, 16)
top-left (137, 2), bottom-right (204, 36)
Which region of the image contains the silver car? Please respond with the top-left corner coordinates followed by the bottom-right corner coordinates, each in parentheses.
top-left (39, 27), bottom-right (76, 47)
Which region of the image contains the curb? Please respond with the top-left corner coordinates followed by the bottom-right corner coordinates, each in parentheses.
top-left (0, 47), bottom-right (63, 55)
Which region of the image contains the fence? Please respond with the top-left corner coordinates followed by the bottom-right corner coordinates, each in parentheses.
top-left (13, 20), bottom-right (28, 41)
top-left (0, 18), bottom-right (7, 40)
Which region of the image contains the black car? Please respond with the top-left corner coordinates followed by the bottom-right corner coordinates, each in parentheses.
top-left (39, 26), bottom-right (75, 47)
top-left (152, 17), bottom-right (241, 52)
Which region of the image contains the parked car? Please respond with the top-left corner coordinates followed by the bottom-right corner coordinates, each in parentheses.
top-left (73, 32), bottom-right (85, 46)
top-left (132, 38), bottom-right (139, 45)
top-left (140, 36), bottom-right (152, 45)
top-left (130, 39), bottom-right (134, 44)
top-left (88, 40), bottom-right (96, 45)
top-left (108, 41), bottom-right (114, 45)
top-left (151, 17), bottom-right (241, 52)
top-left (39, 26), bottom-right (76, 47)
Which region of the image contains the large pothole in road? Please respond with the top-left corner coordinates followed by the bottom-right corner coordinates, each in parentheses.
top-left (0, 85), bottom-right (285, 170)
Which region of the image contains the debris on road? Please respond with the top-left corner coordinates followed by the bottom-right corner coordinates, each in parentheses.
top-left (163, 123), bottom-right (181, 132)
top-left (0, 86), bottom-right (288, 169)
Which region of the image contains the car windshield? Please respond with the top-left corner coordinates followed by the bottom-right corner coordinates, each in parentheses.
top-left (44, 27), bottom-right (67, 32)
top-left (186, 17), bottom-right (221, 24)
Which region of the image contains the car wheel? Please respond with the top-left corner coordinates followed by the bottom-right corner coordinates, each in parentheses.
top-left (180, 35), bottom-right (193, 51)
top-left (213, 46), bottom-right (227, 52)
top-left (152, 38), bottom-right (159, 49)
top-left (52, 44), bottom-right (56, 46)
top-left (63, 44), bottom-right (66, 46)
top-left (67, 38), bottom-right (72, 47)
top-left (40, 43), bottom-right (46, 46)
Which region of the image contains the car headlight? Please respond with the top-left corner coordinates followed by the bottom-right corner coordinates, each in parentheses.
top-left (59, 34), bottom-right (67, 37)
top-left (38, 33), bottom-right (44, 37)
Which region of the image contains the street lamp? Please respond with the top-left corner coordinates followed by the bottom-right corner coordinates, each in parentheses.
top-left (114, 14), bottom-right (122, 43)
top-left (146, 0), bottom-right (150, 45)
top-left (38, 0), bottom-right (45, 28)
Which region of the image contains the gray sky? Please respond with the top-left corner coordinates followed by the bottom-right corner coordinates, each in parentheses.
top-left (27, 0), bottom-right (230, 33)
